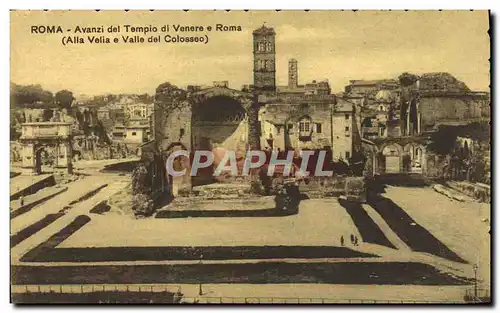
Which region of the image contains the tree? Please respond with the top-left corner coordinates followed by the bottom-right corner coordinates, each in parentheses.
top-left (428, 122), bottom-right (490, 156)
top-left (138, 93), bottom-right (154, 104)
top-left (10, 83), bottom-right (54, 108)
top-left (429, 122), bottom-right (490, 182)
top-left (55, 90), bottom-right (74, 109)
top-left (398, 72), bottom-right (419, 87)
top-left (42, 109), bottom-right (54, 122)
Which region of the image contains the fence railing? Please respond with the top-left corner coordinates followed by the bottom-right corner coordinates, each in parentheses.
top-left (180, 296), bottom-right (464, 304)
top-left (464, 288), bottom-right (491, 303)
top-left (11, 284), bottom-right (471, 304)
top-left (11, 284), bottom-right (183, 295)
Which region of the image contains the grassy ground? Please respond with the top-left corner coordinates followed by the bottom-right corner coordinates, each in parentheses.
top-left (11, 262), bottom-right (470, 285)
top-left (12, 290), bottom-right (179, 304)
top-left (23, 244), bottom-right (377, 263)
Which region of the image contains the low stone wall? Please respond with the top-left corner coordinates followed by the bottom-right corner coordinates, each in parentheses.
top-left (433, 184), bottom-right (468, 202)
top-left (299, 176), bottom-right (365, 200)
top-left (180, 183), bottom-right (252, 199)
top-left (446, 181), bottom-right (490, 203)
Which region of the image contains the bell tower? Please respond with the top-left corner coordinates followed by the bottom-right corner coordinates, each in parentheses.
top-left (288, 58), bottom-right (298, 88)
top-left (253, 25), bottom-right (276, 92)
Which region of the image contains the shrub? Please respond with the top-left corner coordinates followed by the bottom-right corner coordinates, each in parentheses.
top-left (274, 183), bottom-right (300, 213)
top-left (258, 166), bottom-right (272, 195)
top-left (132, 193), bottom-right (155, 217)
top-left (249, 180), bottom-right (265, 195)
top-left (177, 187), bottom-right (192, 197)
top-left (131, 163), bottom-right (149, 195)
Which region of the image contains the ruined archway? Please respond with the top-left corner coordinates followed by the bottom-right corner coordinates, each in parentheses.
top-left (403, 142), bottom-right (426, 173)
top-left (34, 146), bottom-right (57, 174)
top-left (191, 95), bottom-right (247, 152)
top-left (381, 143), bottom-right (403, 173)
top-left (189, 89), bottom-right (253, 185)
top-left (19, 122), bottom-right (73, 175)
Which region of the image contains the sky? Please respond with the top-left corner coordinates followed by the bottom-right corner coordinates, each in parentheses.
top-left (10, 10), bottom-right (490, 96)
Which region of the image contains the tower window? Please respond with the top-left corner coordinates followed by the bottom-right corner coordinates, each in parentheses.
top-left (315, 123), bottom-right (322, 133)
top-left (345, 114), bottom-right (350, 120)
top-left (299, 119), bottom-right (311, 132)
top-left (345, 126), bottom-right (349, 132)
top-left (258, 60), bottom-right (265, 70)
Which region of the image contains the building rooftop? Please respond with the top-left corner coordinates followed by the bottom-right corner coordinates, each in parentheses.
top-left (276, 85), bottom-right (306, 94)
top-left (348, 79), bottom-right (398, 86)
top-left (335, 98), bottom-right (354, 112)
top-left (253, 25), bottom-right (276, 35)
top-left (126, 124), bottom-right (150, 129)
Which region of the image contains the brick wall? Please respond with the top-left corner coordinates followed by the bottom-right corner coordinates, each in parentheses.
top-left (420, 96), bottom-right (490, 131)
top-left (156, 103), bottom-right (192, 152)
top-left (192, 119), bottom-right (247, 154)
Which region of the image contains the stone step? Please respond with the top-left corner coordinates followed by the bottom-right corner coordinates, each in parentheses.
top-left (190, 183), bottom-right (252, 198)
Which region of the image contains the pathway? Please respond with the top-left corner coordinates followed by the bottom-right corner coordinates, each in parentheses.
top-left (10, 174), bottom-right (53, 197)
top-left (11, 177), bottom-right (104, 235)
top-left (11, 178), bottom-right (129, 263)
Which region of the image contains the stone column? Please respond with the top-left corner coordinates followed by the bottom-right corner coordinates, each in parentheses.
top-left (417, 112), bottom-right (421, 135)
top-left (56, 142), bottom-right (68, 168)
top-left (21, 143), bottom-right (35, 169)
top-left (53, 144), bottom-right (60, 168)
top-left (421, 146), bottom-right (427, 176)
top-left (406, 109), bottom-right (410, 136)
top-left (55, 141), bottom-right (73, 174)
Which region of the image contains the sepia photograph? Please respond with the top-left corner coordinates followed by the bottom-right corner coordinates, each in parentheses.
top-left (9, 10), bottom-right (491, 304)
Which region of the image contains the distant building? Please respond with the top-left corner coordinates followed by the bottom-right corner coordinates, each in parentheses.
top-left (276, 59), bottom-right (331, 96)
top-left (97, 107), bottom-right (110, 120)
top-left (126, 103), bottom-right (153, 121)
top-left (360, 72), bottom-right (490, 178)
top-left (399, 72), bottom-right (490, 136)
top-left (112, 123), bottom-right (150, 144)
top-left (162, 26), bottom-right (358, 164)
top-left (344, 79), bottom-right (399, 96)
